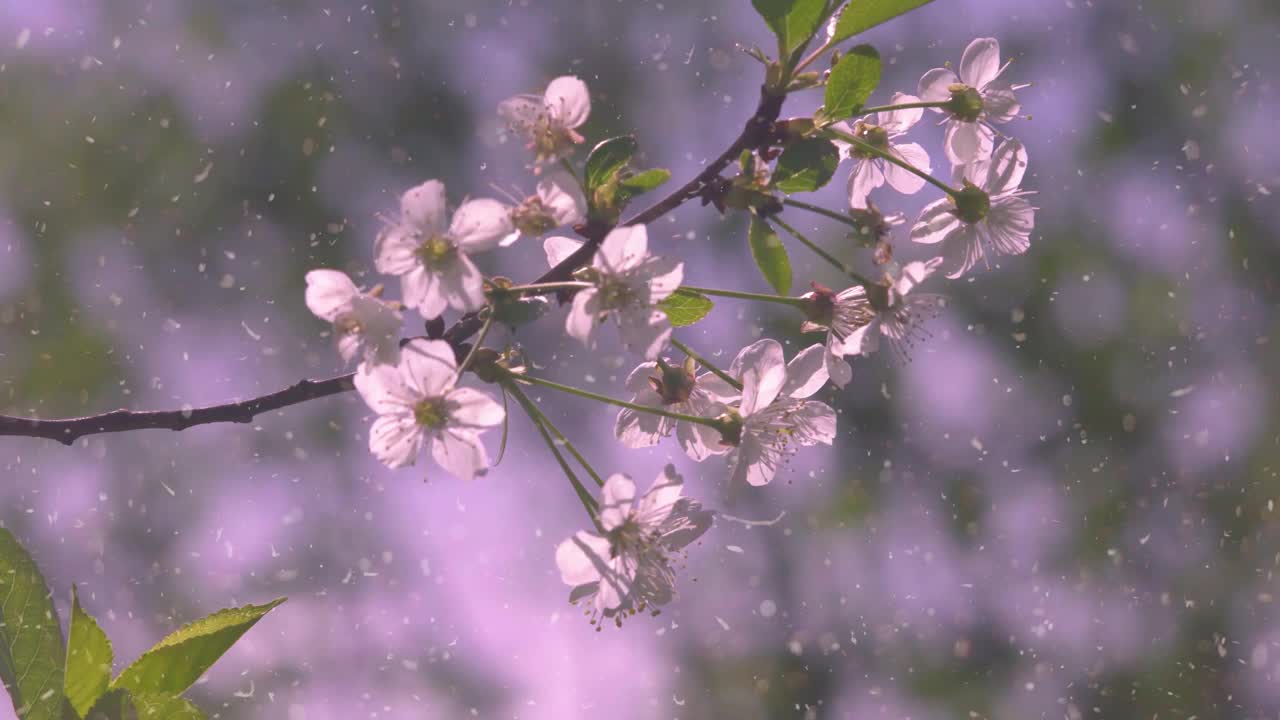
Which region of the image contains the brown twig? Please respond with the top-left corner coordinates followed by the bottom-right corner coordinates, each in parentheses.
top-left (1, 86), bottom-right (785, 446)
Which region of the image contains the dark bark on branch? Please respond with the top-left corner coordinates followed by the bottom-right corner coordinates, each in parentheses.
top-left (0, 86), bottom-right (785, 446)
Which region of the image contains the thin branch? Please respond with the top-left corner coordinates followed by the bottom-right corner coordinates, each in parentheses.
top-left (1, 86), bottom-right (786, 446)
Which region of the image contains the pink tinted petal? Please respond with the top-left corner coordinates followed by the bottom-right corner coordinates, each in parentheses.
top-left (615, 403), bottom-right (672, 449)
top-left (847, 157), bottom-right (885, 209)
top-left (982, 80), bottom-right (1021, 123)
top-left (565, 287), bottom-right (600, 345)
top-left (918, 67), bottom-right (958, 104)
top-left (405, 266), bottom-right (447, 320)
top-left (368, 413), bottom-right (423, 469)
top-left (845, 321), bottom-right (881, 356)
top-left (878, 92), bottom-right (923, 134)
top-left (792, 400), bottom-right (838, 445)
top-left (374, 226), bottom-right (422, 276)
top-left (945, 120), bottom-right (995, 166)
top-left (354, 362), bottom-right (415, 414)
top-left (400, 180), bottom-right (448, 233)
top-left (398, 339), bottom-right (457, 398)
top-left (895, 257), bottom-right (943, 296)
top-left (450, 198), bottom-right (513, 253)
top-left (696, 375), bottom-right (741, 404)
top-left (911, 198), bottom-right (962, 245)
top-left (615, 308), bottom-right (672, 360)
top-left (544, 235), bottom-right (585, 268)
top-left (826, 348), bottom-right (853, 388)
top-left (985, 196), bottom-right (1035, 257)
top-left (596, 224), bottom-right (648, 274)
top-left (544, 76), bottom-right (590, 129)
top-left (782, 343), bottom-right (830, 398)
top-left (431, 429), bottom-right (490, 480)
top-left (337, 334), bottom-right (361, 365)
top-left (732, 339), bottom-right (787, 416)
top-left (634, 465), bottom-right (684, 526)
top-left (677, 411), bottom-right (726, 462)
top-left (537, 170), bottom-right (587, 227)
top-left (734, 437), bottom-right (778, 487)
top-left (438, 253), bottom-right (486, 313)
top-left (986, 138), bottom-right (1028, 195)
top-left (959, 37), bottom-right (1002, 90)
top-left (556, 532), bottom-right (611, 586)
top-left (447, 387), bottom-right (505, 428)
top-left (304, 270), bottom-right (358, 322)
top-left (635, 256), bottom-right (683, 302)
top-left (942, 223), bottom-right (985, 279)
top-left (599, 474), bottom-right (637, 531)
top-left (497, 94), bottom-right (543, 132)
top-left (884, 143), bottom-right (930, 195)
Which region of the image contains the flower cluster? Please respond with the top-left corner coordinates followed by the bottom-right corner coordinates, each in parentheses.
top-left (299, 31), bottom-right (1035, 629)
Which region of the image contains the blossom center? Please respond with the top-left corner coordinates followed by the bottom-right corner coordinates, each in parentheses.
top-left (848, 122), bottom-right (891, 158)
top-left (512, 197), bottom-right (558, 236)
top-left (415, 234), bottom-right (457, 265)
top-left (412, 397), bottom-right (450, 430)
top-left (945, 83), bottom-right (984, 122)
top-left (952, 182), bottom-right (991, 224)
top-left (596, 277), bottom-right (637, 311)
top-left (530, 114), bottom-right (582, 164)
top-left (650, 358), bottom-right (696, 405)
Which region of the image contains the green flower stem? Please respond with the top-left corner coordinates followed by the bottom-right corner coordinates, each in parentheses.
top-left (505, 382), bottom-right (602, 528)
top-left (510, 383), bottom-right (605, 488)
top-left (792, 36), bottom-right (834, 75)
top-left (679, 284), bottom-right (811, 310)
top-left (670, 338), bottom-right (744, 391)
top-left (858, 100), bottom-right (950, 114)
top-left (771, 215), bottom-right (877, 288)
top-left (782, 197), bottom-right (859, 228)
top-left (507, 371), bottom-right (730, 433)
top-left (505, 281), bottom-right (592, 295)
top-left (455, 311), bottom-right (494, 379)
top-left (824, 126), bottom-right (959, 197)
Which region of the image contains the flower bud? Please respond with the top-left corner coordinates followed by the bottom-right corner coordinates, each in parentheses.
top-left (944, 83), bottom-right (984, 122)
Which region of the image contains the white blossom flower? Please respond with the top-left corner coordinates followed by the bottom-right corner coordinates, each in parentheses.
top-left (500, 168), bottom-right (587, 247)
top-left (918, 37), bottom-right (1024, 166)
top-left (833, 92), bottom-right (932, 208)
top-left (304, 269), bottom-right (402, 366)
top-left (544, 225), bottom-right (682, 360)
top-left (722, 340), bottom-right (837, 487)
top-left (841, 259), bottom-right (947, 361)
top-left (353, 339), bottom-right (505, 477)
top-left (499, 75), bottom-right (591, 170)
top-left (910, 138), bottom-right (1035, 278)
top-left (374, 180), bottom-right (512, 319)
top-left (614, 357), bottom-right (740, 461)
top-left (799, 282), bottom-right (875, 388)
top-left (555, 465), bottom-right (713, 627)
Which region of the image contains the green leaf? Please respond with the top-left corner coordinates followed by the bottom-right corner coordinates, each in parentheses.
top-left (111, 598), bottom-right (285, 696)
top-left (619, 168), bottom-right (671, 193)
top-left (80, 689), bottom-right (206, 720)
top-left (772, 137), bottom-right (840, 193)
top-left (65, 586), bottom-right (113, 718)
top-left (583, 135), bottom-right (638, 196)
top-left (752, 0), bottom-right (827, 54)
top-left (748, 216), bottom-right (792, 295)
top-left (820, 44), bottom-right (881, 123)
top-left (657, 289), bottom-right (714, 327)
top-left (0, 528), bottom-right (66, 720)
top-left (829, 0), bottom-right (937, 44)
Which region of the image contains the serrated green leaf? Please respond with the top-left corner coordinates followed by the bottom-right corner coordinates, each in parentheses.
top-left (748, 216), bottom-right (792, 295)
top-left (829, 0), bottom-right (937, 44)
top-left (583, 136), bottom-right (638, 195)
top-left (619, 168), bottom-right (671, 193)
top-left (772, 138), bottom-right (840, 193)
top-left (0, 528), bottom-right (66, 720)
top-left (820, 44), bottom-right (881, 123)
top-left (80, 688), bottom-right (205, 720)
top-left (657, 289), bottom-right (714, 327)
top-left (111, 598), bottom-right (285, 696)
top-left (65, 585), bottom-right (113, 718)
top-left (752, 0), bottom-right (827, 54)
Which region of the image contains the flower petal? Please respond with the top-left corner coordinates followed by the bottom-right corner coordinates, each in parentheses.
top-left (615, 307), bottom-right (672, 360)
top-left (634, 255), bottom-right (683, 303)
top-left (447, 387), bottom-right (505, 428)
top-left (634, 464), bottom-right (684, 527)
top-left (431, 429), bottom-right (490, 480)
top-left (825, 348), bottom-right (853, 388)
top-left (544, 75), bottom-right (590, 129)
top-left (497, 94), bottom-right (543, 133)
top-left (895, 257), bottom-right (943, 296)
top-left (985, 195), bottom-right (1035, 257)
top-left (437, 253), bottom-right (486, 313)
top-left (374, 225), bottom-right (422, 276)
top-left (450, 198), bottom-right (513, 253)
top-left (959, 37), bottom-right (1002, 90)
top-left (918, 67), bottom-right (959, 104)
top-left (595, 224), bottom-right (648, 274)
top-left (878, 92), bottom-right (923, 134)
top-left (354, 362), bottom-right (415, 414)
top-left (911, 198), bottom-right (962, 245)
top-left (400, 180), bottom-right (448, 233)
top-left (565, 287), bottom-right (600, 346)
top-left (544, 235), bottom-right (586, 268)
top-left (884, 142), bottom-right (930, 195)
top-left (846, 157), bottom-right (885, 209)
top-left (981, 80), bottom-right (1021, 124)
top-left (398, 338), bottom-right (458, 398)
top-left (404, 266), bottom-right (446, 320)
top-left (942, 223), bottom-right (985, 279)
top-left (985, 138), bottom-right (1028, 195)
top-left (732, 339), bottom-right (786, 416)
top-left (538, 169), bottom-right (587, 227)
top-left (944, 120), bottom-right (994, 166)
top-left (304, 269), bottom-right (358, 322)
top-left (367, 412), bottom-right (423, 469)
top-left (790, 400), bottom-right (838, 446)
top-left (845, 320), bottom-right (881, 356)
top-left (599, 474), bottom-right (637, 531)
top-left (556, 531), bottom-right (611, 587)
top-left (782, 343), bottom-right (830, 399)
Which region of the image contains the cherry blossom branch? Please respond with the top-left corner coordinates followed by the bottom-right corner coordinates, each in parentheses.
top-left (1, 86), bottom-right (787, 446)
